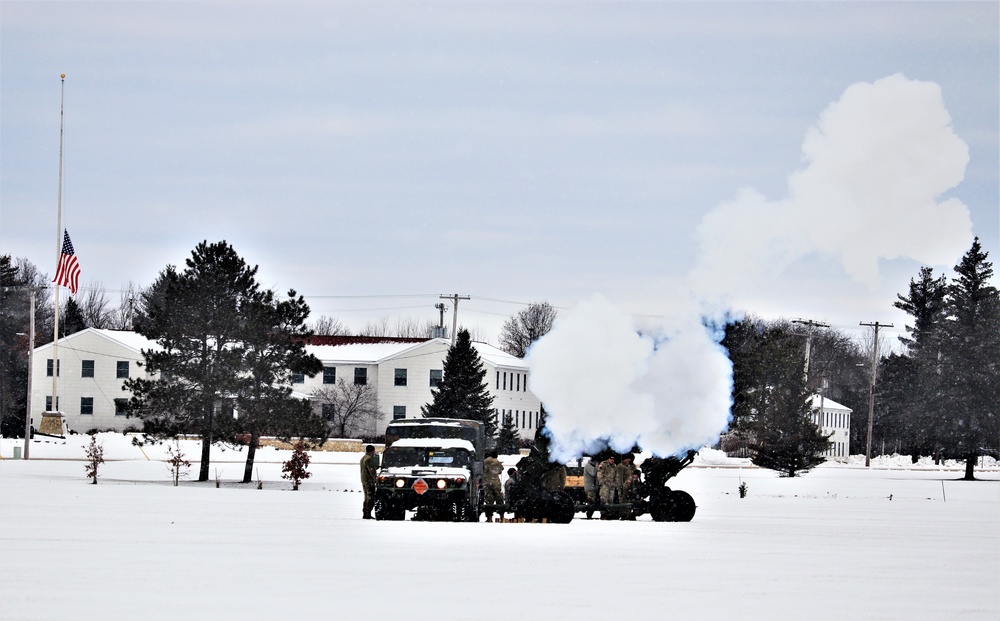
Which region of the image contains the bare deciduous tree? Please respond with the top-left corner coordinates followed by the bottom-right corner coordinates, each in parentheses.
top-left (312, 378), bottom-right (383, 438)
top-left (361, 316), bottom-right (391, 337)
top-left (76, 281), bottom-right (114, 329)
top-left (108, 281), bottom-right (142, 330)
top-left (499, 301), bottom-right (557, 357)
top-left (311, 315), bottom-right (351, 336)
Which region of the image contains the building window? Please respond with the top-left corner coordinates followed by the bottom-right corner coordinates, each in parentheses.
top-left (46, 359), bottom-right (60, 377)
top-left (80, 397), bottom-right (94, 416)
top-left (503, 372), bottom-right (507, 391)
top-left (354, 368), bottom-right (368, 385)
top-left (114, 399), bottom-right (128, 416)
top-left (323, 366), bottom-right (336, 384)
top-left (429, 369), bottom-right (443, 387)
top-left (393, 406), bottom-right (406, 420)
top-left (116, 361), bottom-right (130, 379)
top-left (516, 374), bottom-right (520, 392)
top-left (45, 396), bottom-right (60, 411)
top-left (82, 360), bottom-right (95, 378)
top-left (496, 371), bottom-right (499, 389)
top-left (291, 373), bottom-right (304, 384)
top-left (394, 368), bottom-right (407, 387)
top-left (322, 403), bottom-right (335, 421)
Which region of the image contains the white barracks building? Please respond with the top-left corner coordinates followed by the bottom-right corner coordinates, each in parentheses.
top-left (29, 329), bottom-right (542, 438)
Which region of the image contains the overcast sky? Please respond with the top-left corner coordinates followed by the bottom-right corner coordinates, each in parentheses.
top-left (2, 2), bottom-right (997, 344)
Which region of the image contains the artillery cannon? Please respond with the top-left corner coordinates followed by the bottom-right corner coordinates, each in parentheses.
top-left (510, 420), bottom-right (699, 523)
top-left (504, 425), bottom-right (576, 523)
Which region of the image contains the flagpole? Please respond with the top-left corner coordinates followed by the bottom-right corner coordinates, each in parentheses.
top-left (47, 74), bottom-right (66, 433)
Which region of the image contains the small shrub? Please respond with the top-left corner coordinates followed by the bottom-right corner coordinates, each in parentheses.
top-left (165, 439), bottom-right (191, 486)
top-left (281, 441), bottom-right (312, 491)
top-left (738, 481), bottom-right (748, 498)
top-left (84, 435), bottom-right (105, 484)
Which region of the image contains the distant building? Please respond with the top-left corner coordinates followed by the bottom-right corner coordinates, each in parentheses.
top-left (809, 394), bottom-right (852, 461)
top-left (30, 329), bottom-right (542, 438)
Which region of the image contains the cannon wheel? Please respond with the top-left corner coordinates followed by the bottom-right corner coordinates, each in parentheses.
top-left (547, 492), bottom-right (576, 524)
top-left (650, 489), bottom-right (697, 522)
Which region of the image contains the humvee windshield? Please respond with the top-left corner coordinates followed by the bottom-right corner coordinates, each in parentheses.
top-left (383, 447), bottom-right (472, 468)
top-left (385, 423), bottom-right (478, 447)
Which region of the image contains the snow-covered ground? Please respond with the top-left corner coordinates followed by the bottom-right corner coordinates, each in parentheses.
top-left (1, 434), bottom-right (997, 621)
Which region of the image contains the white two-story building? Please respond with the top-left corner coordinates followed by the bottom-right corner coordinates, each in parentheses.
top-left (809, 394), bottom-right (852, 461)
top-left (30, 329), bottom-right (542, 438)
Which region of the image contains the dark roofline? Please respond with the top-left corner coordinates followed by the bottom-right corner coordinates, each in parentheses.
top-left (303, 335), bottom-right (432, 346)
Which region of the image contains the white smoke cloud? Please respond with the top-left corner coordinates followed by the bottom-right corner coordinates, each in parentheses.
top-left (527, 74), bottom-right (974, 462)
top-left (691, 73), bottom-right (973, 304)
top-left (525, 294), bottom-right (733, 462)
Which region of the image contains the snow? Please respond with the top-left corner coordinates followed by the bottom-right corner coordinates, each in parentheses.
top-left (388, 438), bottom-right (476, 453)
top-left (1, 434), bottom-right (997, 621)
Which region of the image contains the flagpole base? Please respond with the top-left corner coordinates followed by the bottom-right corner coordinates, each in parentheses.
top-left (39, 411), bottom-right (67, 437)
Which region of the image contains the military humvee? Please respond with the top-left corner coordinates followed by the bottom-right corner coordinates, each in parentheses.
top-left (374, 418), bottom-right (484, 521)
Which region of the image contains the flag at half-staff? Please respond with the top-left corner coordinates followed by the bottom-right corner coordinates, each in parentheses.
top-left (53, 229), bottom-right (81, 295)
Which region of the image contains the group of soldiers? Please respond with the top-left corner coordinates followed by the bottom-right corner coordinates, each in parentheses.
top-left (585, 454), bottom-right (641, 519)
top-left (483, 451), bottom-right (517, 522)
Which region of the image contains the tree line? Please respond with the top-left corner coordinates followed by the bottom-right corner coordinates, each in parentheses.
top-left (2, 239), bottom-right (997, 480)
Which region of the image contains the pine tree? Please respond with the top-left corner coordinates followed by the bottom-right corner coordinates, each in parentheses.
top-left (938, 239), bottom-right (1000, 479)
top-left (743, 325), bottom-right (831, 476)
top-left (61, 297), bottom-right (87, 336)
top-left (421, 329), bottom-right (497, 436)
top-left (126, 241), bottom-right (261, 482)
top-left (235, 288), bottom-right (324, 483)
top-left (496, 413), bottom-right (520, 455)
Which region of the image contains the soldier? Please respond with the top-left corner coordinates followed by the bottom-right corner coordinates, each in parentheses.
top-left (618, 457), bottom-right (640, 520)
top-left (597, 455), bottom-right (617, 519)
top-left (483, 451), bottom-right (504, 522)
top-left (583, 457), bottom-right (598, 519)
top-left (360, 444), bottom-right (379, 519)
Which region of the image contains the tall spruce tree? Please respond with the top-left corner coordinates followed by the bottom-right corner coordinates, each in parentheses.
top-left (422, 329), bottom-right (497, 436)
top-left (61, 297), bottom-right (87, 336)
top-left (496, 413), bottom-right (520, 455)
top-left (889, 265), bottom-right (950, 460)
top-left (938, 239), bottom-right (1000, 479)
top-left (736, 324), bottom-right (831, 476)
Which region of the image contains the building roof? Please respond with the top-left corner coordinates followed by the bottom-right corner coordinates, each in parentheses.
top-left (809, 394), bottom-right (852, 413)
top-left (35, 330), bottom-right (530, 370)
top-left (33, 328), bottom-right (159, 355)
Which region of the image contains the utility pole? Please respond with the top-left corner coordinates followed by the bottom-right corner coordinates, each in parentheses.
top-left (25, 289), bottom-right (36, 459)
top-left (860, 321), bottom-right (893, 467)
top-left (792, 318), bottom-right (829, 384)
top-left (439, 294), bottom-right (470, 346)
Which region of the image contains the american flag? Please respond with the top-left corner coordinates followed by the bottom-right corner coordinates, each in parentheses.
top-left (53, 229), bottom-right (81, 294)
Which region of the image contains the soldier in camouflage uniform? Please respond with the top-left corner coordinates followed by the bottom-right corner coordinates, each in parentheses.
top-left (583, 458), bottom-right (598, 518)
top-left (360, 444), bottom-right (379, 519)
top-left (483, 451), bottom-right (504, 522)
top-left (597, 455), bottom-right (618, 518)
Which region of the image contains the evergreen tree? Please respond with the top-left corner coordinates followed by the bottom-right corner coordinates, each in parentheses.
top-left (938, 239), bottom-right (1000, 479)
top-left (752, 326), bottom-right (830, 477)
top-left (496, 413), bottom-right (520, 455)
top-left (235, 288), bottom-right (324, 483)
top-left (885, 266), bottom-right (950, 461)
top-left (730, 323), bottom-right (831, 476)
top-left (61, 297), bottom-right (87, 336)
top-left (126, 241), bottom-right (261, 482)
top-left (421, 329), bottom-right (497, 436)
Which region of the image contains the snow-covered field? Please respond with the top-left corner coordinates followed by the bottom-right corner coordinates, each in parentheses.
top-left (1, 434), bottom-right (997, 621)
